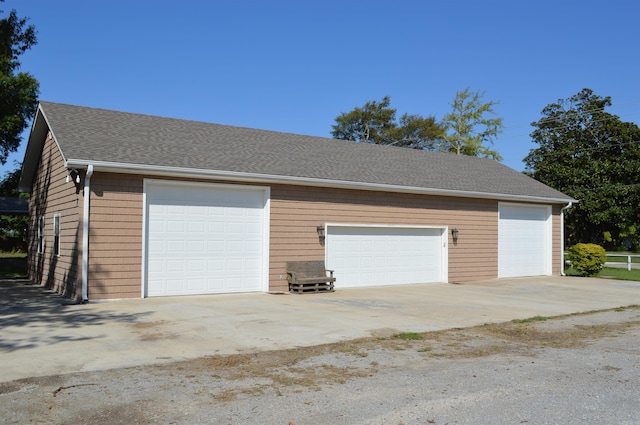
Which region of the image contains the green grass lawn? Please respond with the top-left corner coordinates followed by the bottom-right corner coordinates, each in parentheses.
top-left (565, 267), bottom-right (640, 281)
top-left (0, 252), bottom-right (27, 277)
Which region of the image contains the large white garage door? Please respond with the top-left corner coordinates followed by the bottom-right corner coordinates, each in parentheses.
top-left (145, 181), bottom-right (267, 297)
top-left (498, 203), bottom-right (551, 278)
top-left (326, 226), bottom-right (446, 288)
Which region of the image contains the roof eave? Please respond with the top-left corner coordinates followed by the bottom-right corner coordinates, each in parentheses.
top-left (65, 159), bottom-right (578, 205)
top-left (18, 103), bottom-right (68, 193)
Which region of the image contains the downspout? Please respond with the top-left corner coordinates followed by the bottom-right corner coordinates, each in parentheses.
top-left (81, 165), bottom-right (94, 303)
top-left (560, 202), bottom-right (573, 276)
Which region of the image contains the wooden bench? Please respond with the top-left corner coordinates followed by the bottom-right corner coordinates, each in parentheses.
top-left (286, 261), bottom-right (336, 294)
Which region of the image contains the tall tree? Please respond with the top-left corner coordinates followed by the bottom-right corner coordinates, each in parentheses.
top-left (392, 113), bottom-right (445, 150)
top-left (437, 88), bottom-right (503, 160)
top-left (331, 96), bottom-right (444, 149)
top-left (331, 96), bottom-right (397, 145)
top-left (0, 1), bottom-right (39, 165)
top-left (525, 88), bottom-right (640, 249)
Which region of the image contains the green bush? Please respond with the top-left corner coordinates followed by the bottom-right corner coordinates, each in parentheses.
top-left (568, 243), bottom-right (606, 277)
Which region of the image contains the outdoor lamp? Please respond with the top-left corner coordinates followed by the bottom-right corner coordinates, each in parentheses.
top-left (451, 228), bottom-right (459, 242)
top-left (66, 169), bottom-right (80, 184)
top-left (316, 225), bottom-right (325, 238)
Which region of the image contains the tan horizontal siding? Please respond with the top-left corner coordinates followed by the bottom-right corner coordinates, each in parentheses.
top-left (269, 184), bottom-right (499, 289)
top-left (29, 161), bottom-right (564, 299)
top-left (87, 173), bottom-right (144, 300)
top-left (84, 175), bottom-right (266, 299)
top-left (89, 234), bottom-right (142, 244)
top-left (27, 133), bottom-right (84, 299)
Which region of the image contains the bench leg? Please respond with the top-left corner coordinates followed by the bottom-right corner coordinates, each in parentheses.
top-left (289, 282), bottom-right (335, 294)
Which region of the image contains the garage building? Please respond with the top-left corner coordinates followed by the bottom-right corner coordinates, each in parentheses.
top-left (19, 102), bottom-right (575, 301)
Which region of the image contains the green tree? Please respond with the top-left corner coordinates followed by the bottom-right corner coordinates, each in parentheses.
top-left (331, 96), bottom-right (444, 149)
top-left (331, 96), bottom-right (397, 145)
top-left (392, 113), bottom-right (445, 150)
top-left (524, 88), bottom-right (640, 250)
top-left (437, 88), bottom-right (503, 160)
top-left (0, 1), bottom-right (39, 165)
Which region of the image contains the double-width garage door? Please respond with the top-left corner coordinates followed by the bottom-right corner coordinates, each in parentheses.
top-left (145, 181), bottom-right (268, 297)
top-left (498, 203), bottom-right (552, 278)
top-left (326, 226), bottom-right (446, 288)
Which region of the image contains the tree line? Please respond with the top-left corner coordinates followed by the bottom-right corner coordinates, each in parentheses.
top-left (332, 88), bottom-right (640, 250)
top-left (526, 88), bottom-right (640, 251)
top-left (0, 1), bottom-right (37, 246)
top-left (331, 89), bottom-right (504, 160)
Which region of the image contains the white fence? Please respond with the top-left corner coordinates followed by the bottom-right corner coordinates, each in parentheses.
top-left (563, 251), bottom-right (640, 271)
top-left (605, 254), bottom-right (640, 271)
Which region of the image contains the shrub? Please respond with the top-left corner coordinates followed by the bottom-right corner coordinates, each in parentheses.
top-left (568, 243), bottom-right (606, 277)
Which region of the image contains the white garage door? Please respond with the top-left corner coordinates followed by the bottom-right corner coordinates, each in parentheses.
top-left (326, 226), bottom-right (446, 288)
top-left (498, 203), bottom-right (551, 278)
top-left (145, 181), bottom-right (267, 297)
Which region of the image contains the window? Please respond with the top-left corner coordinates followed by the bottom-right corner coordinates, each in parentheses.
top-left (53, 214), bottom-right (61, 257)
top-left (37, 216), bottom-right (45, 254)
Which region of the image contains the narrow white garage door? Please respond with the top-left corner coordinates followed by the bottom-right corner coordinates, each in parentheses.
top-left (145, 181), bottom-right (267, 297)
top-left (498, 203), bottom-right (551, 278)
top-left (326, 226), bottom-right (446, 288)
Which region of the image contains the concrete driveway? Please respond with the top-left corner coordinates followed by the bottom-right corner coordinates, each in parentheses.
top-left (1, 276), bottom-right (639, 383)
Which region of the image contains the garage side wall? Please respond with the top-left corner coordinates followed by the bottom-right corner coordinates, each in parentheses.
top-left (27, 132), bottom-right (83, 299)
top-left (269, 185), bottom-right (499, 291)
top-left (75, 176), bottom-right (562, 299)
top-left (88, 173), bottom-right (144, 299)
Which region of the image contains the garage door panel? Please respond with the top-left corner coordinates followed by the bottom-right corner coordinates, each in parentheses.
top-left (186, 240), bottom-right (203, 252)
top-left (207, 222), bottom-right (225, 233)
top-left (187, 221), bottom-right (204, 233)
top-left (149, 223), bottom-right (164, 235)
top-left (207, 240), bottom-right (224, 253)
top-left (187, 278), bottom-right (204, 290)
top-left (166, 279), bottom-right (183, 292)
top-left (165, 260), bottom-right (183, 272)
top-left (244, 241), bottom-right (262, 255)
top-left (187, 259), bottom-right (205, 272)
top-left (501, 206), bottom-right (547, 221)
top-left (207, 278), bottom-right (223, 291)
top-left (167, 241), bottom-right (184, 253)
top-left (327, 226), bottom-right (444, 288)
top-left (498, 204), bottom-right (551, 278)
top-left (166, 204), bottom-right (186, 213)
top-left (146, 182), bottom-right (266, 297)
top-left (207, 258), bottom-right (223, 269)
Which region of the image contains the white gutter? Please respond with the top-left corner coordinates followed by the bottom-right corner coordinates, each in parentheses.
top-left (560, 201), bottom-right (573, 276)
top-left (65, 159), bottom-right (577, 205)
top-left (81, 164), bottom-right (94, 302)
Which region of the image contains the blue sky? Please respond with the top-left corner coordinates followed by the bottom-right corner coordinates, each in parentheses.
top-left (3, 0), bottom-right (639, 176)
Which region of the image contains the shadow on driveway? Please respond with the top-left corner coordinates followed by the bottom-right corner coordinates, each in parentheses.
top-left (0, 278), bottom-right (152, 353)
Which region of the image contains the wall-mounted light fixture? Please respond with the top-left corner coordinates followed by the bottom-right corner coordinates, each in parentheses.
top-left (316, 225), bottom-right (325, 238)
top-left (451, 228), bottom-right (459, 243)
top-left (66, 169), bottom-right (80, 184)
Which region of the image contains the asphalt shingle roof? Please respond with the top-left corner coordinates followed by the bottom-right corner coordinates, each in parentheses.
top-left (27, 101), bottom-right (573, 202)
